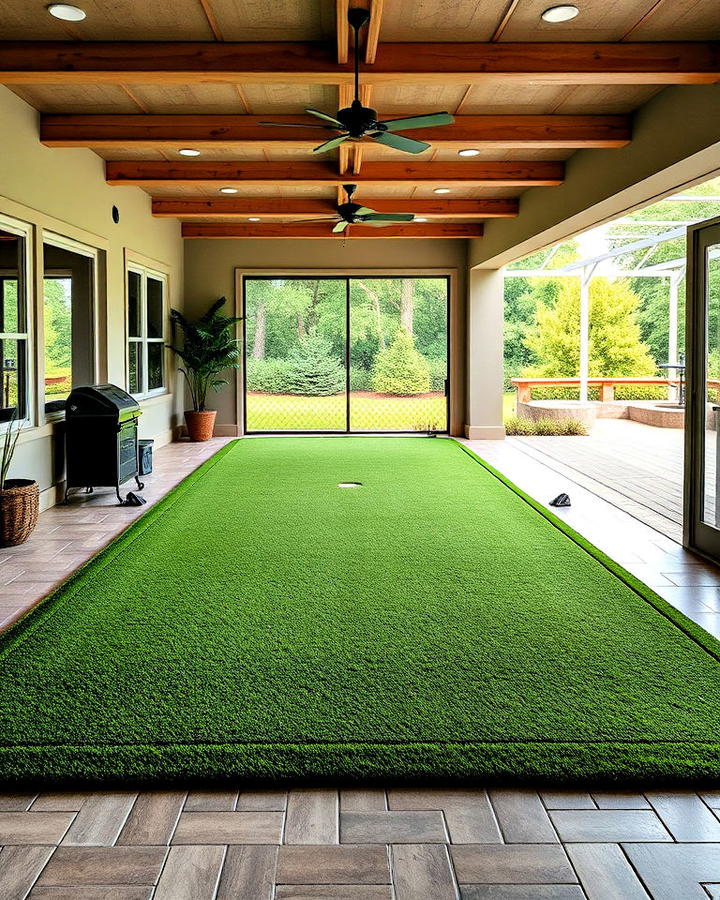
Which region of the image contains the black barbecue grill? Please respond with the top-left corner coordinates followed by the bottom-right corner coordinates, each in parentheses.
top-left (64, 384), bottom-right (145, 505)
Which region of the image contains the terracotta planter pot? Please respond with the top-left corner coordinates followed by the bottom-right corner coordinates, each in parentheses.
top-left (0, 479), bottom-right (40, 548)
top-left (185, 410), bottom-right (216, 442)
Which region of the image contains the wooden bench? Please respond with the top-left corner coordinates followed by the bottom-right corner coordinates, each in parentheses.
top-left (511, 377), bottom-right (678, 404)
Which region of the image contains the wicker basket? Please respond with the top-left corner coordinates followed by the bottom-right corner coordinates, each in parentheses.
top-left (0, 479), bottom-right (40, 548)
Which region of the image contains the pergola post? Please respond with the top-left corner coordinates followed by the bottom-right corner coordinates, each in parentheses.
top-left (668, 271), bottom-right (681, 400)
top-left (579, 267), bottom-right (591, 403)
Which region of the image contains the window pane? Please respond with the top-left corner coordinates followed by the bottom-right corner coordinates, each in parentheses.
top-left (1, 279), bottom-right (19, 333)
top-left (44, 277), bottom-right (72, 409)
top-left (0, 338), bottom-right (28, 422)
top-left (147, 277), bottom-right (164, 339)
top-left (128, 342), bottom-right (142, 394)
top-left (0, 229), bottom-right (25, 336)
top-left (147, 342), bottom-right (164, 391)
top-left (128, 271), bottom-right (142, 337)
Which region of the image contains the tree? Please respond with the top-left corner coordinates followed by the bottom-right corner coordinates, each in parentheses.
top-left (371, 330), bottom-right (430, 395)
top-left (524, 277), bottom-right (657, 377)
top-left (285, 332), bottom-right (344, 396)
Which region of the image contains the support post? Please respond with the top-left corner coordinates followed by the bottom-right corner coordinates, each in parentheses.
top-left (466, 268), bottom-right (505, 440)
top-left (579, 267), bottom-right (591, 403)
top-left (668, 270), bottom-right (681, 401)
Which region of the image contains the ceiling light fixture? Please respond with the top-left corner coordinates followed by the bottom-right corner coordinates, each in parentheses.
top-left (433, 188), bottom-right (451, 194)
top-left (541, 4), bottom-right (579, 23)
top-left (415, 218), bottom-right (428, 223)
top-left (47, 3), bottom-right (87, 21)
top-left (178, 148), bottom-right (200, 157)
top-left (458, 149), bottom-right (480, 157)
top-left (248, 217), bottom-right (261, 222)
top-left (219, 187), bottom-right (238, 194)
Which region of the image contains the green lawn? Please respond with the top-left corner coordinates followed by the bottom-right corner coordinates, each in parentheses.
top-left (1, 437), bottom-right (720, 784)
top-left (246, 391), bottom-right (447, 432)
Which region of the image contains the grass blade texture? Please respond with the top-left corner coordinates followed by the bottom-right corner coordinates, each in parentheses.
top-left (1, 436), bottom-right (719, 785)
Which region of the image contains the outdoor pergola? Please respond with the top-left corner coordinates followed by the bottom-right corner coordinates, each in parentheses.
top-left (504, 212), bottom-right (718, 402)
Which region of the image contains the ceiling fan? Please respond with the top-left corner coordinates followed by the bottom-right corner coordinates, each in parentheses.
top-left (259, 8), bottom-right (454, 156)
top-left (296, 184), bottom-right (415, 233)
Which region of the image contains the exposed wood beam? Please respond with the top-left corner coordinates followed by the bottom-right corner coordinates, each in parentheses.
top-left (338, 142), bottom-right (350, 176)
top-left (336, 0), bottom-right (349, 64)
top-left (106, 160), bottom-right (565, 187)
top-left (491, 0), bottom-right (521, 42)
top-left (152, 197), bottom-right (519, 218)
top-left (353, 145), bottom-right (364, 175)
top-left (365, 0), bottom-right (384, 64)
top-left (181, 222), bottom-right (483, 238)
top-left (42, 114), bottom-right (631, 148)
top-left (3, 42), bottom-right (718, 85)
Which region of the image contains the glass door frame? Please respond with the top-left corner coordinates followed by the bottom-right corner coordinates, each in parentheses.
top-left (240, 271), bottom-right (452, 436)
top-left (684, 215), bottom-right (720, 558)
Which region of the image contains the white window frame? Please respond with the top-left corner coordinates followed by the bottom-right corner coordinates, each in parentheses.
top-left (0, 213), bottom-right (33, 432)
top-left (127, 265), bottom-right (167, 400)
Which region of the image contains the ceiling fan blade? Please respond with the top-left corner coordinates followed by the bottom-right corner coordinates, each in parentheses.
top-left (358, 220), bottom-right (400, 227)
top-left (370, 131), bottom-right (431, 155)
top-left (313, 135), bottom-right (350, 154)
top-left (378, 113), bottom-right (455, 132)
top-left (258, 121), bottom-right (337, 129)
top-left (305, 107), bottom-right (345, 127)
top-left (354, 206), bottom-right (376, 216)
top-left (359, 213), bottom-right (415, 223)
top-left (333, 220), bottom-right (350, 233)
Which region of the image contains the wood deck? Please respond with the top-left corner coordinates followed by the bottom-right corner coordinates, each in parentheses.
top-left (511, 418), bottom-right (688, 542)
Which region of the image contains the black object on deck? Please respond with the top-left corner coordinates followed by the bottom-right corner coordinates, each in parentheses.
top-left (64, 384), bottom-right (144, 505)
top-left (550, 493), bottom-right (571, 508)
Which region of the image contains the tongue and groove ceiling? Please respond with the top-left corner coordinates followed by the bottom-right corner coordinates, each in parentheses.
top-left (0, 0), bottom-right (719, 238)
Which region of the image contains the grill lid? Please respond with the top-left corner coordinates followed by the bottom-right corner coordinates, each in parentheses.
top-left (66, 384), bottom-right (142, 421)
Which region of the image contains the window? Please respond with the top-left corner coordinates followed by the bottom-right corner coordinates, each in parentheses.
top-left (0, 222), bottom-right (30, 425)
top-left (128, 267), bottom-right (166, 397)
top-left (43, 238), bottom-right (95, 415)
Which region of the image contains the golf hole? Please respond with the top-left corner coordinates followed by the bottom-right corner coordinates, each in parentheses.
top-left (338, 482), bottom-right (363, 488)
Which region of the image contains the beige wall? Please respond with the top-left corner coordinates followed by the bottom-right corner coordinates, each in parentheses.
top-left (0, 86), bottom-right (184, 506)
top-left (183, 238), bottom-right (468, 433)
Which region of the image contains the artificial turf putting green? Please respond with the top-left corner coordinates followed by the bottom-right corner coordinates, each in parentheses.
top-left (1, 436), bottom-right (720, 786)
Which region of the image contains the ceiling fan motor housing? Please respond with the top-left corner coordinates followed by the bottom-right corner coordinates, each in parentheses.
top-left (337, 100), bottom-right (380, 137)
top-left (338, 201), bottom-right (365, 222)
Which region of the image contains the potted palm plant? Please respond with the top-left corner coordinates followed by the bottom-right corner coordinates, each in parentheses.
top-left (168, 297), bottom-right (242, 442)
top-left (0, 411), bottom-right (39, 547)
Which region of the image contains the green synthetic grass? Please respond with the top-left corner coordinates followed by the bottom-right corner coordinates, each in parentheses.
top-left (245, 392), bottom-right (447, 431)
top-left (1, 436), bottom-right (720, 786)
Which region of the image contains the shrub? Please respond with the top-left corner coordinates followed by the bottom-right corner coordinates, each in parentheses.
top-left (427, 357), bottom-right (448, 393)
top-left (285, 332), bottom-right (345, 396)
top-left (349, 367), bottom-right (372, 392)
top-left (245, 358), bottom-right (294, 394)
top-left (614, 385), bottom-right (666, 401)
top-left (371, 330), bottom-right (431, 396)
top-left (505, 416), bottom-right (588, 437)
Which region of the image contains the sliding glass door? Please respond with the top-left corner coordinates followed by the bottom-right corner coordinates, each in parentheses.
top-left (685, 217), bottom-right (720, 559)
top-left (243, 275), bottom-right (449, 434)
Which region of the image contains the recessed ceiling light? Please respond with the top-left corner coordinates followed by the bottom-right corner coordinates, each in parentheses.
top-left (178, 148), bottom-right (200, 157)
top-left (433, 188), bottom-right (451, 194)
top-left (415, 217), bottom-right (428, 222)
top-left (458, 149), bottom-right (480, 157)
top-left (47, 3), bottom-right (87, 21)
top-left (541, 4), bottom-right (579, 23)
top-left (219, 187), bottom-right (238, 194)
top-left (248, 217), bottom-right (261, 222)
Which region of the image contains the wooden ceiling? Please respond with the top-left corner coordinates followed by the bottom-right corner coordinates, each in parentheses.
top-left (1, 0), bottom-right (719, 239)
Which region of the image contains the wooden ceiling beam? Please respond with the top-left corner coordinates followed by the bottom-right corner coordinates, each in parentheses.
top-left (336, 0), bottom-right (350, 64)
top-left (365, 0), bottom-right (384, 64)
top-left (151, 197), bottom-right (519, 218)
top-left (181, 222), bottom-right (484, 238)
top-left (2, 42), bottom-right (718, 85)
top-left (42, 114), bottom-right (631, 148)
top-left (106, 160), bottom-right (564, 187)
